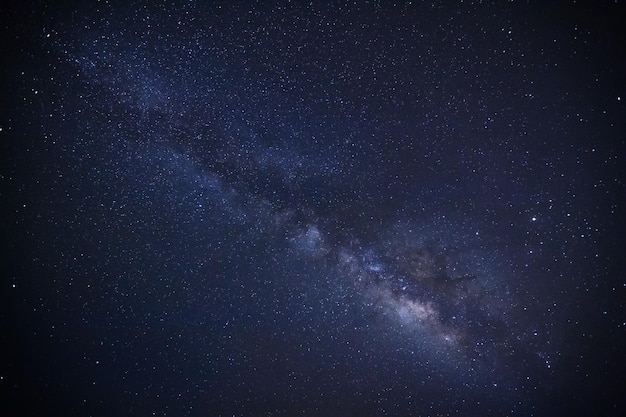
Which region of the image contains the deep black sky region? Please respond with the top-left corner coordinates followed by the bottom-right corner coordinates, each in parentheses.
top-left (2, 1), bottom-right (626, 416)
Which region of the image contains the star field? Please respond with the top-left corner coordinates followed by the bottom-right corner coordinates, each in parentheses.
top-left (2, 1), bottom-right (625, 416)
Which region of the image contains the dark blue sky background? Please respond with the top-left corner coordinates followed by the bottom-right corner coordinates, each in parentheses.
top-left (2, 1), bottom-right (625, 416)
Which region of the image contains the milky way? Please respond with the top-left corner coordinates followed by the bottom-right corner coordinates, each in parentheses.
top-left (2, 1), bottom-right (625, 416)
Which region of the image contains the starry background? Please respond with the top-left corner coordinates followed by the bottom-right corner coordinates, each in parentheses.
top-left (1, 1), bottom-right (625, 416)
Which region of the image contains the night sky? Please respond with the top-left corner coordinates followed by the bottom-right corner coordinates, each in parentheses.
top-left (2, 1), bottom-right (626, 416)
